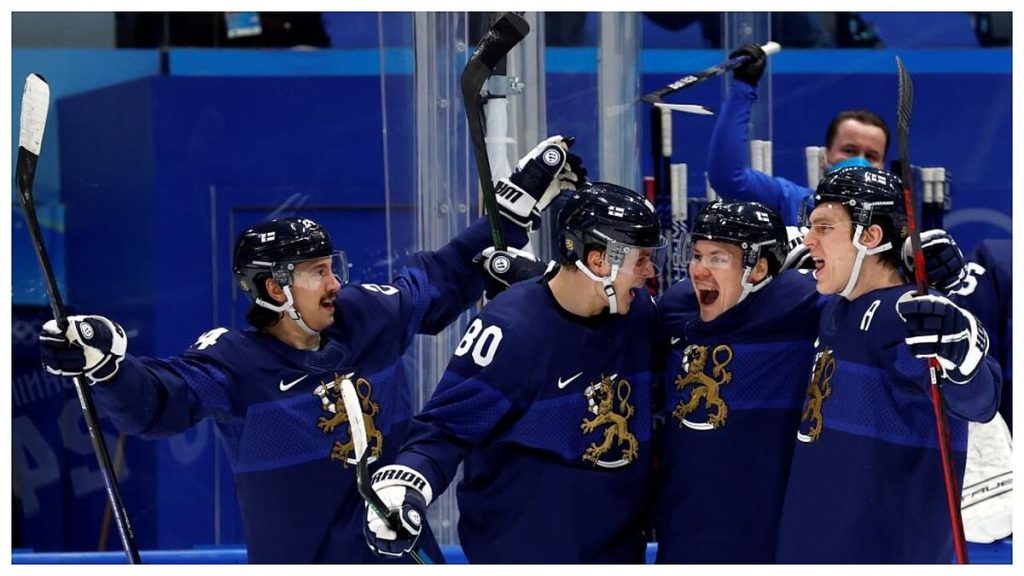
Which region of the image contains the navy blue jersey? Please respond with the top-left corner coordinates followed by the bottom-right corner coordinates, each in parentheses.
top-left (396, 276), bottom-right (660, 563)
top-left (655, 271), bottom-right (821, 563)
top-left (91, 217), bottom-right (523, 563)
top-left (707, 79), bottom-right (810, 224)
top-left (959, 239), bottom-right (1012, 430)
top-left (776, 285), bottom-right (1002, 563)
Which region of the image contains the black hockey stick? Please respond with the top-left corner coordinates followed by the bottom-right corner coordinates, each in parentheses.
top-left (895, 56), bottom-right (969, 565)
top-left (340, 379), bottom-right (442, 564)
top-left (642, 41), bottom-right (781, 104)
top-left (461, 11), bottom-right (530, 251)
top-left (16, 73), bottom-right (142, 564)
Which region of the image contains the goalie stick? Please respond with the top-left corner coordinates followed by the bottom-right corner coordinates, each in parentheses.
top-left (642, 41), bottom-right (781, 104)
top-left (461, 11), bottom-right (530, 251)
top-left (895, 56), bottom-right (969, 565)
top-left (16, 73), bottom-right (142, 564)
top-left (341, 378), bottom-right (442, 564)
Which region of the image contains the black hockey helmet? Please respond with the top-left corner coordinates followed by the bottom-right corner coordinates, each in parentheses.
top-left (806, 165), bottom-right (909, 249)
top-left (558, 181), bottom-right (665, 268)
top-left (690, 201), bottom-right (789, 274)
top-left (233, 217), bottom-right (336, 300)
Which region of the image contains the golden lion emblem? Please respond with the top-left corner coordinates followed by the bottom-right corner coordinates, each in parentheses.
top-left (313, 374), bottom-right (383, 466)
top-left (580, 374), bottom-right (638, 468)
top-left (672, 344), bottom-right (733, 429)
top-left (797, 349), bottom-right (836, 443)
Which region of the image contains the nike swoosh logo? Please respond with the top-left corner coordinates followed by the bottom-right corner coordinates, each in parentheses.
top-left (670, 337), bottom-right (681, 345)
top-left (558, 372), bottom-right (584, 389)
top-left (279, 374), bottom-right (309, 392)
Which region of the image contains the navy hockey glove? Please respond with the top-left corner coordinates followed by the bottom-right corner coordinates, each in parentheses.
top-left (730, 43), bottom-right (767, 87)
top-left (495, 135), bottom-right (586, 231)
top-left (39, 315), bottom-right (127, 384)
top-left (781, 226), bottom-right (814, 271)
top-left (364, 465), bottom-right (432, 558)
top-left (901, 229), bottom-right (969, 294)
top-left (897, 291), bottom-right (990, 384)
top-left (475, 246), bottom-right (552, 299)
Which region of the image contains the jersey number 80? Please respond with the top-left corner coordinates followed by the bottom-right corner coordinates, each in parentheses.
top-left (454, 319), bottom-right (504, 367)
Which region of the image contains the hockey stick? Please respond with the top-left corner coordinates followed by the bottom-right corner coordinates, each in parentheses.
top-left (461, 11), bottom-right (530, 251)
top-left (642, 41), bottom-right (781, 104)
top-left (16, 73), bottom-right (142, 564)
top-left (895, 56), bottom-right (969, 565)
top-left (341, 378), bottom-right (441, 564)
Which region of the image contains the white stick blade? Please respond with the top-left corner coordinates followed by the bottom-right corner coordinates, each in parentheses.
top-left (653, 102), bottom-right (714, 116)
top-left (340, 377), bottom-right (369, 459)
top-left (20, 74), bottom-right (50, 156)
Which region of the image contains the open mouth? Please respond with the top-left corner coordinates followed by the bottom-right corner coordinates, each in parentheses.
top-left (321, 299), bottom-right (335, 313)
top-left (812, 257), bottom-right (825, 280)
top-left (696, 286), bottom-right (720, 306)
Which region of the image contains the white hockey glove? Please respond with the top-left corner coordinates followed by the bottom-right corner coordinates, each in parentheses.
top-left (363, 465), bottom-right (433, 558)
top-left (901, 229), bottom-right (969, 294)
top-left (495, 135), bottom-right (586, 230)
top-left (781, 225), bottom-right (814, 271)
top-left (896, 291), bottom-right (989, 384)
top-left (39, 315), bottom-right (127, 384)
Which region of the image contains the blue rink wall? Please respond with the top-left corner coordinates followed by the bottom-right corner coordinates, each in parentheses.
top-left (10, 46), bottom-right (1012, 557)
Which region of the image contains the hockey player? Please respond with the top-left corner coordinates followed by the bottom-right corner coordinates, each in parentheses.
top-left (362, 182), bottom-right (667, 563)
top-left (707, 43), bottom-right (889, 224)
top-left (775, 165), bottom-right (1001, 563)
top-left (654, 200), bottom-right (822, 563)
top-left (37, 136), bottom-right (584, 563)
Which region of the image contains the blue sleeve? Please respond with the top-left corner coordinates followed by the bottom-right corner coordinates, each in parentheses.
top-left (398, 217), bottom-right (527, 336)
top-left (396, 309), bottom-right (528, 494)
top-left (959, 239), bottom-right (1012, 374)
top-left (706, 79), bottom-right (811, 225)
top-left (91, 352), bottom-right (233, 438)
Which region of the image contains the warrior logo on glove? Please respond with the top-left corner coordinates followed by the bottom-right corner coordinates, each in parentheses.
top-left (494, 135), bottom-right (587, 231)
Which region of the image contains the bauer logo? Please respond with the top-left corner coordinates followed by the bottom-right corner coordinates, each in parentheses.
top-left (542, 148), bottom-right (563, 166)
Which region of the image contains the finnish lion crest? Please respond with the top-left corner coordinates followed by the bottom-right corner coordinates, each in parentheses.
top-left (797, 349), bottom-right (836, 443)
top-left (672, 344), bottom-right (733, 430)
top-left (313, 373), bottom-right (383, 467)
top-left (580, 374), bottom-right (638, 468)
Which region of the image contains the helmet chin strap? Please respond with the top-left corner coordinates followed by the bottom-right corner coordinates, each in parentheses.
top-left (255, 286), bottom-right (320, 336)
top-left (575, 260), bottom-right (622, 314)
top-left (839, 224), bottom-right (893, 299)
top-left (736, 267), bottom-right (773, 305)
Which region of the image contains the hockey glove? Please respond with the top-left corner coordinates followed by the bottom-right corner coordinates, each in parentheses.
top-left (495, 135), bottom-right (587, 231)
top-left (475, 246), bottom-right (552, 299)
top-left (897, 291), bottom-right (989, 384)
top-left (363, 465), bottom-right (433, 558)
top-left (730, 43), bottom-right (767, 87)
top-left (901, 229), bottom-right (969, 294)
top-left (39, 315), bottom-right (127, 384)
top-left (781, 225), bottom-right (814, 271)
